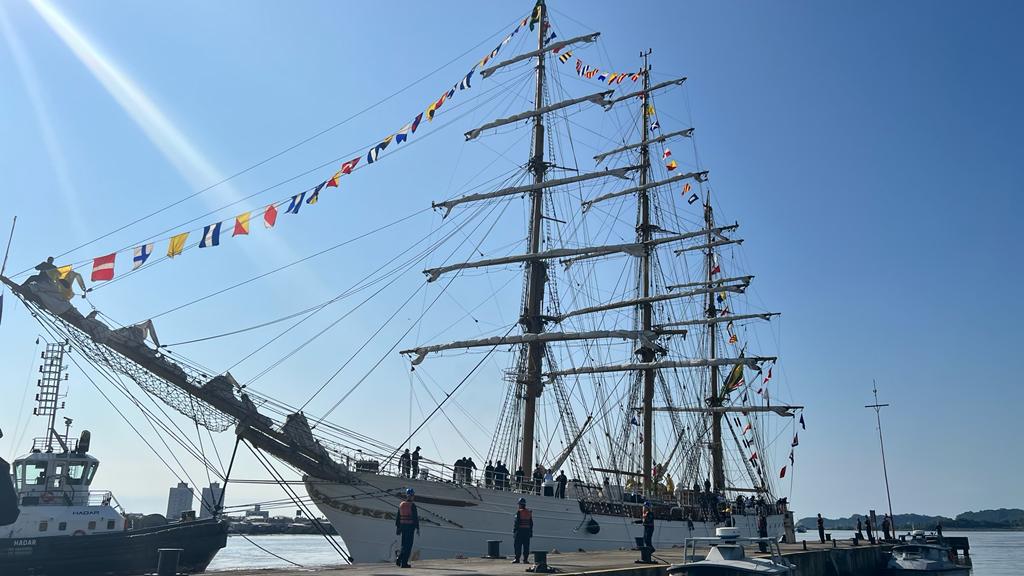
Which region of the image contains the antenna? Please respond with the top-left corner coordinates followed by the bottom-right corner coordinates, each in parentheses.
top-left (865, 379), bottom-right (894, 522)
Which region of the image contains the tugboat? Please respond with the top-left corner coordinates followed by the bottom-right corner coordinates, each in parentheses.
top-left (668, 527), bottom-right (795, 575)
top-left (0, 341), bottom-right (228, 576)
top-left (884, 530), bottom-right (970, 576)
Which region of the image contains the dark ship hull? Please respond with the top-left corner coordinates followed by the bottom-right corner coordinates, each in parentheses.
top-left (0, 518), bottom-right (228, 576)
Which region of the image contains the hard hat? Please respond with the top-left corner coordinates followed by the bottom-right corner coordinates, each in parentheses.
top-left (518, 497), bottom-right (527, 505)
top-left (644, 501), bottom-right (652, 507)
top-left (406, 488), bottom-right (415, 495)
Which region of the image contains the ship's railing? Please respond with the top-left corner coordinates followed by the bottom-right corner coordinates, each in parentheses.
top-left (30, 436), bottom-right (78, 453)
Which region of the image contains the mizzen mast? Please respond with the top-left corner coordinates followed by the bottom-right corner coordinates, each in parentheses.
top-left (520, 0), bottom-right (549, 475)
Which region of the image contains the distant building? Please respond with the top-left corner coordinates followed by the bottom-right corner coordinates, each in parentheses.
top-left (244, 503), bottom-right (269, 520)
top-left (200, 482), bottom-right (224, 519)
top-left (166, 482), bottom-right (194, 521)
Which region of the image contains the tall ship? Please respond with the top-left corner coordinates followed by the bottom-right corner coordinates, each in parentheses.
top-left (1, 0), bottom-right (802, 564)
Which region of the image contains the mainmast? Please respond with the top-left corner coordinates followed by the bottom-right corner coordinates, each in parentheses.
top-left (520, 0), bottom-right (548, 475)
top-left (637, 50), bottom-right (656, 493)
top-left (706, 196), bottom-right (725, 491)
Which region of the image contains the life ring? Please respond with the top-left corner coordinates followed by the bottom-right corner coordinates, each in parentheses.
top-left (72, 530), bottom-right (87, 536)
top-left (40, 492), bottom-right (55, 504)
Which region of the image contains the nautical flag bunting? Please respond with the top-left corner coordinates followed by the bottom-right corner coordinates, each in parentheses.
top-left (264, 204), bottom-right (278, 228)
top-left (410, 113), bottom-right (423, 134)
top-left (559, 51), bottom-right (573, 63)
top-left (307, 181), bottom-right (326, 205)
top-left (663, 149), bottom-right (672, 160)
top-left (91, 253), bottom-right (116, 282)
top-left (233, 212), bottom-right (251, 237)
top-left (340, 157), bottom-right (360, 175)
top-left (395, 123), bottom-right (412, 144)
top-left (199, 222), bottom-right (222, 248)
top-left (168, 232), bottom-right (189, 258)
top-left (286, 192), bottom-right (305, 214)
top-left (133, 244), bottom-right (153, 270)
top-left (688, 193), bottom-right (699, 205)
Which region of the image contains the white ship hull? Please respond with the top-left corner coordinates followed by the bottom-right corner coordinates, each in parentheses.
top-left (306, 473), bottom-right (785, 564)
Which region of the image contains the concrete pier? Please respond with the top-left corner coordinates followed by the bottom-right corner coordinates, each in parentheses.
top-left (213, 540), bottom-right (892, 576)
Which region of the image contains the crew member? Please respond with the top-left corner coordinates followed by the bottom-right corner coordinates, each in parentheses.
top-left (856, 517), bottom-right (863, 541)
top-left (816, 513), bottom-right (825, 543)
top-left (514, 466), bottom-right (525, 491)
top-left (512, 497), bottom-right (533, 564)
top-left (757, 513), bottom-right (769, 552)
top-left (882, 514), bottom-right (891, 540)
top-left (484, 460), bottom-right (495, 488)
top-left (411, 447), bottom-right (421, 479)
top-left (555, 470), bottom-right (567, 499)
top-left (638, 500), bottom-right (655, 552)
top-left (865, 514), bottom-right (875, 545)
top-left (399, 449), bottom-right (412, 478)
top-left (395, 488), bottom-right (419, 568)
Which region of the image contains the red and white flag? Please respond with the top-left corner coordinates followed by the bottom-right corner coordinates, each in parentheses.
top-left (662, 149), bottom-right (672, 160)
top-left (91, 253), bottom-right (116, 282)
top-left (763, 367), bottom-right (773, 384)
top-left (264, 204), bottom-right (278, 229)
top-left (779, 465), bottom-right (787, 479)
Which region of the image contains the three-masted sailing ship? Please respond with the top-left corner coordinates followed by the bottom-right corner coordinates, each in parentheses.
top-left (1, 0), bottom-right (802, 564)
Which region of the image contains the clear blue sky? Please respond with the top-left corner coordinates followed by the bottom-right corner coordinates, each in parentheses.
top-left (1, 0), bottom-right (1021, 522)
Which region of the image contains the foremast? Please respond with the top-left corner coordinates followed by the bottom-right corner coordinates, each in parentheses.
top-left (520, 0), bottom-right (548, 475)
top-left (705, 196), bottom-right (726, 491)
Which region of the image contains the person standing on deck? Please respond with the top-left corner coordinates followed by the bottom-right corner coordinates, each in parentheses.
top-left (865, 514), bottom-right (875, 545)
top-left (936, 520), bottom-right (943, 539)
top-left (882, 515), bottom-right (891, 540)
top-left (411, 447), bottom-right (421, 479)
top-left (856, 517), bottom-right (863, 541)
top-left (496, 461), bottom-right (508, 490)
top-left (532, 464), bottom-right (545, 495)
top-left (395, 488), bottom-right (419, 568)
top-left (466, 457), bottom-right (478, 484)
top-left (555, 470), bottom-right (567, 499)
top-left (514, 466), bottom-right (525, 491)
top-left (512, 497), bottom-right (533, 564)
top-left (484, 461), bottom-right (495, 488)
top-left (817, 513), bottom-right (825, 543)
top-left (399, 449), bottom-right (411, 478)
top-left (757, 513), bottom-right (769, 553)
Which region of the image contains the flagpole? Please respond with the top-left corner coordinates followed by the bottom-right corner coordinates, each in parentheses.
top-left (0, 216), bottom-right (16, 277)
top-left (865, 379), bottom-right (894, 523)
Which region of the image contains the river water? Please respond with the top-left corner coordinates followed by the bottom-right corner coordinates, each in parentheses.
top-left (207, 530), bottom-right (1022, 574)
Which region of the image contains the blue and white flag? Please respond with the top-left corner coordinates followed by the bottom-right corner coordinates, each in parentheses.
top-left (650, 120), bottom-right (660, 131)
top-left (395, 123), bottom-right (412, 144)
top-left (286, 192), bottom-right (305, 214)
top-left (133, 243), bottom-right (153, 269)
top-left (199, 222), bottom-right (221, 248)
top-left (458, 70), bottom-right (473, 91)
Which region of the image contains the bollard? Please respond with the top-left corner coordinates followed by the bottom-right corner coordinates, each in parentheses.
top-left (156, 548), bottom-right (183, 576)
top-left (527, 550), bottom-right (555, 573)
top-left (483, 539), bottom-right (505, 559)
top-left (832, 539), bottom-right (837, 548)
top-left (802, 540), bottom-right (807, 551)
top-left (634, 545), bottom-right (656, 564)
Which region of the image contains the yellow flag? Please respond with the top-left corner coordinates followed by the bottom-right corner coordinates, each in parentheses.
top-left (167, 232), bottom-right (189, 258)
top-left (233, 212), bottom-right (251, 237)
top-left (57, 265), bottom-right (73, 279)
top-left (646, 104), bottom-right (655, 116)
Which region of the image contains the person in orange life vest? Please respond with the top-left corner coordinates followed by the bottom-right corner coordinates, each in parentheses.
top-left (512, 497), bottom-right (534, 564)
top-left (395, 488), bottom-right (420, 568)
top-left (634, 500), bottom-right (655, 551)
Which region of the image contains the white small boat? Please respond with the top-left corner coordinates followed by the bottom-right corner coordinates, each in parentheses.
top-left (668, 527), bottom-right (795, 575)
top-left (885, 531), bottom-right (969, 576)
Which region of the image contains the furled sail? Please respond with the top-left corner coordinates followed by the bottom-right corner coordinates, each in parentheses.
top-left (593, 128), bottom-right (695, 164)
top-left (602, 76), bottom-right (687, 108)
top-left (656, 312), bottom-right (779, 329)
top-left (401, 329), bottom-right (661, 366)
top-left (464, 90), bottom-right (613, 141)
top-left (433, 165), bottom-right (636, 217)
top-left (556, 282), bottom-right (750, 323)
top-left (582, 170), bottom-right (709, 211)
top-left (545, 356), bottom-right (775, 378)
top-left (480, 33), bottom-right (600, 78)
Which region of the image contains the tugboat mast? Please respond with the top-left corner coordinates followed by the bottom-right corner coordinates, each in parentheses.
top-left (520, 0), bottom-right (548, 475)
top-left (638, 49), bottom-right (656, 494)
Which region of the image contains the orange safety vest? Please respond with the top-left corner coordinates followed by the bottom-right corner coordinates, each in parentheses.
top-left (517, 508), bottom-right (533, 529)
top-left (399, 501), bottom-right (416, 525)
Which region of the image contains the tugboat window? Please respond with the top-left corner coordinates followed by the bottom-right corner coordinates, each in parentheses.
top-left (59, 521), bottom-right (67, 531)
top-left (39, 521), bottom-right (48, 532)
top-left (88, 520), bottom-right (96, 530)
top-left (107, 520), bottom-right (115, 530)
top-left (67, 462), bottom-right (89, 486)
top-left (15, 462), bottom-right (48, 489)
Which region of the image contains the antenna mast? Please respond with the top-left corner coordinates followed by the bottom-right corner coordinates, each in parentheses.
top-left (34, 341), bottom-right (69, 452)
top-left (638, 48), bottom-right (656, 494)
top-left (519, 0), bottom-right (548, 475)
top-left (866, 380), bottom-right (895, 521)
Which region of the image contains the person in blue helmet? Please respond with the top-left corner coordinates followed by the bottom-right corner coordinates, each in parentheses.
top-left (395, 488), bottom-right (419, 568)
top-left (639, 501), bottom-right (655, 551)
top-left (512, 497), bottom-right (533, 564)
